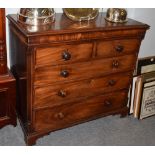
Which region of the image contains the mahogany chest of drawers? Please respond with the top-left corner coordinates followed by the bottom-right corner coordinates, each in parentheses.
top-left (7, 13), bottom-right (149, 145)
top-left (0, 8), bottom-right (16, 129)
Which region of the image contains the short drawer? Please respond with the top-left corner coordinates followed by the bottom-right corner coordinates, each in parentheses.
top-left (96, 39), bottom-right (141, 58)
top-left (34, 54), bottom-right (136, 86)
top-left (35, 43), bottom-right (93, 67)
top-left (34, 90), bottom-right (128, 131)
top-left (34, 72), bottom-right (132, 108)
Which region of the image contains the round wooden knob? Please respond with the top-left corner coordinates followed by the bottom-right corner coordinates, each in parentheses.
top-left (55, 112), bottom-right (65, 119)
top-left (115, 45), bottom-right (124, 53)
top-left (62, 51), bottom-right (71, 61)
top-left (57, 90), bottom-right (67, 97)
top-left (108, 80), bottom-right (116, 86)
top-left (60, 70), bottom-right (69, 78)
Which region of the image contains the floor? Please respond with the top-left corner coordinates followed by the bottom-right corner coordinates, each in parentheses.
top-left (0, 114), bottom-right (155, 146)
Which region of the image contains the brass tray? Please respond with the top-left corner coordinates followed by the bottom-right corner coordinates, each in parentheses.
top-left (63, 8), bottom-right (99, 21)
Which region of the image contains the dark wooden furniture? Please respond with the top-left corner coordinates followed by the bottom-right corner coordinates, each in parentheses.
top-left (7, 13), bottom-right (149, 145)
top-left (0, 9), bottom-right (16, 128)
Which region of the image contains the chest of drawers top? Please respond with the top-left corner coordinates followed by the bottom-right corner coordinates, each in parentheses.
top-left (7, 13), bottom-right (149, 46)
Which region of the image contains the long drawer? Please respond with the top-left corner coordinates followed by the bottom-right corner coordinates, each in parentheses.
top-left (34, 90), bottom-right (128, 132)
top-left (34, 72), bottom-right (132, 108)
top-left (34, 54), bottom-right (136, 86)
top-left (35, 43), bottom-right (93, 67)
top-left (96, 39), bottom-right (140, 58)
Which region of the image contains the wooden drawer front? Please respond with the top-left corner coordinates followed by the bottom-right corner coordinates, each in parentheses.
top-left (34, 72), bottom-right (131, 108)
top-left (97, 39), bottom-right (140, 58)
top-left (35, 43), bottom-right (93, 67)
top-left (0, 89), bottom-right (8, 117)
top-left (34, 90), bottom-right (127, 131)
top-left (34, 54), bottom-right (136, 86)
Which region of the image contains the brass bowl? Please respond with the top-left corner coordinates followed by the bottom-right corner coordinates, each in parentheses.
top-left (63, 8), bottom-right (99, 21)
top-left (17, 8), bottom-right (55, 25)
top-left (105, 8), bottom-right (127, 23)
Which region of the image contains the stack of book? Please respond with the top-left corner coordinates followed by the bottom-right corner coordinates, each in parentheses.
top-left (129, 56), bottom-right (155, 119)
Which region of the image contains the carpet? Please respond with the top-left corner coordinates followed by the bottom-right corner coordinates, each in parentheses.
top-left (0, 115), bottom-right (155, 146)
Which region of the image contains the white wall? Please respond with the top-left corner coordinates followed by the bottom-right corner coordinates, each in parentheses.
top-left (5, 8), bottom-right (155, 67)
top-left (128, 9), bottom-right (155, 58)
